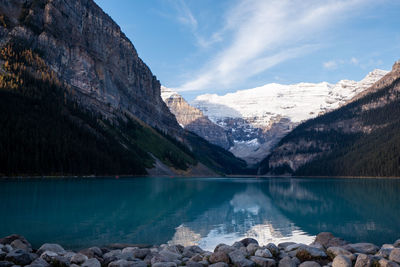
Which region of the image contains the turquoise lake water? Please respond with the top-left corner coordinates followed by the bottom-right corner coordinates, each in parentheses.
top-left (1, 177), bottom-right (399, 251)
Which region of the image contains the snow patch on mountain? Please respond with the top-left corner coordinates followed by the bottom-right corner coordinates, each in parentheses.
top-left (191, 69), bottom-right (388, 164)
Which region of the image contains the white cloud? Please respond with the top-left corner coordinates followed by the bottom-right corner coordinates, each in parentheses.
top-left (323, 60), bottom-right (338, 70)
top-left (172, 0), bottom-right (197, 30)
top-left (350, 57), bottom-right (359, 65)
top-left (323, 56), bottom-right (383, 70)
top-left (176, 0), bottom-right (371, 92)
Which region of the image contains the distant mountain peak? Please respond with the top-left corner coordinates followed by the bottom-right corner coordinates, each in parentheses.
top-left (190, 69), bottom-right (388, 164)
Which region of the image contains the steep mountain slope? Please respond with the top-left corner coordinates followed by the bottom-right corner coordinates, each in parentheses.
top-left (193, 70), bottom-right (388, 164)
top-left (161, 86), bottom-right (230, 149)
top-left (259, 60), bottom-right (400, 177)
top-left (0, 0), bottom-right (248, 176)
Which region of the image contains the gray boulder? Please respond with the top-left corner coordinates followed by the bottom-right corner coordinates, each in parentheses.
top-left (37, 244), bottom-right (65, 255)
top-left (240, 238), bottom-right (259, 247)
top-left (49, 256), bottom-right (69, 267)
top-left (189, 254), bottom-right (203, 262)
top-left (298, 261), bottom-right (321, 267)
top-left (79, 247), bottom-right (102, 259)
top-left (10, 240), bottom-right (31, 253)
top-left (159, 250), bottom-right (182, 261)
top-left (214, 245), bottom-right (235, 255)
top-left (249, 256), bottom-right (276, 267)
top-left (2, 246), bottom-right (13, 254)
top-left (186, 261), bottom-right (204, 267)
top-left (379, 258), bottom-right (400, 267)
top-left (232, 242), bottom-right (245, 250)
top-left (40, 251), bottom-right (58, 263)
top-left (5, 249), bottom-right (33, 265)
top-left (345, 243), bottom-right (379, 254)
top-left (0, 261), bottom-right (13, 267)
top-left (70, 253), bottom-right (88, 265)
top-left (394, 240), bottom-right (400, 248)
top-left (247, 244), bottom-right (260, 256)
top-left (28, 258), bottom-right (49, 267)
top-left (108, 259), bottom-right (147, 267)
top-left (326, 247), bottom-right (354, 261)
top-left (285, 244), bottom-right (306, 252)
top-left (81, 258), bottom-right (101, 267)
top-left (0, 236), bottom-right (31, 250)
top-left (209, 251), bottom-right (229, 264)
top-left (255, 249), bottom-right (273, 258)
top-left (332, 255), bottom-right (351, 267)
top-left (390, 248), bottom-right (400, 264)
top-left (378, 248), bottom-right (394, 259)
top-left (295, 246), bottom-right (327, 262)
top-left (312, 233), bottom-right (347, 249)
top-left (278, 243), bottom-right (296, 251)
top-left (354, 254), bottom-right (371, 267)
top-left (228, 250), bottom-right (255, 267)
top-left (152, 262), bottom-right (177, 267)
top-left (265, 244), bottom-right (279, 257)
top-left (278, 256), bottom-right (296, 267)
top-left (182, 246), bottom-right (204, 258)
top-left (163, 246), bottom-right (184, 255)
top-left (209, 263), bottom-right (228, 267)
top-left (132, 249), bottom-right (150, 259)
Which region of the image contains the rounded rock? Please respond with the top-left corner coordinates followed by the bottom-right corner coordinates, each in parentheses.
top-left (81, 258), bottom-right (101, 267)
top-left (354, 253), bottom-right (371, 267)
top-left (255, 249), bottom-right (273, 258)
top-left (250, 256), bottom-right (275, 267)
top-left (265, 244), bottom-right (279, 257)
top-left (209, 251), bottom-right (229, 264)
top-left (5, 250), bottom-right (33, 266)
top-left (390, 248), bottom-right (400, 264)
top-left (278, 256), bottom-right (296, 267)
top-left (247, 244), bottom-right (259, 256)
top-left (37, 244), bottom-right (65, 256)
top-left (152, 262), bottom-right (177, 267)
top-left (298, 261), bottom-right (321, 267)
top-left (327, 247), bottom-right (354, 261)
top-left (209, 263), bottom-right (228, 267)
top-left (346, 243), bottom-right (379, 255)
top-left (332, 255), bottom-right (352, 267)
top-left (71, 253), bottom-right (88, 265)
top-left (240, 238), bottom-right (259, 247)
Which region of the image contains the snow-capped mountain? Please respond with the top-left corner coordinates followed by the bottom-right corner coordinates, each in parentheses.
top-left (161, 86), bottom-right (231, 149)
top-left (191, 69), bottom-right (388, 164)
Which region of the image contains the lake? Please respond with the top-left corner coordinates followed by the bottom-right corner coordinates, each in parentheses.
top-left (1, 177), bottom-right (399, 251)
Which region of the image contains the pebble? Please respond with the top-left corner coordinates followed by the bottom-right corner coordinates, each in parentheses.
top-left (1, 233), bottom-right (399, 267)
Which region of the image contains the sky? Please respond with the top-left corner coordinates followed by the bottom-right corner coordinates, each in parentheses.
top-left (94, 0), bottom-right (400, 100)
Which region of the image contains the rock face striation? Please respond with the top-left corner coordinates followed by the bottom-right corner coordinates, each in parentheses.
top-left (161, 86), bottom-right (230, 149)
top-left (192, 70), bottom-right (387, 164)
top-left (0, 0), bottom-right (249, 176)
top-left (0, 0), bottom-right (180, 134)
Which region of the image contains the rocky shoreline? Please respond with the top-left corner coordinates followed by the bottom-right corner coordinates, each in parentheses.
top-left (1, 233), bottom-right (399, 267)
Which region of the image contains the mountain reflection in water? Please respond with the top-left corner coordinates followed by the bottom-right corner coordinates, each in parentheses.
top-left (0, 177), bottom-right (399, 250)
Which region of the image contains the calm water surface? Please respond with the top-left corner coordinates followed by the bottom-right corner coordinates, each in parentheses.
top-left (1, 177), bottom-right (400, 251)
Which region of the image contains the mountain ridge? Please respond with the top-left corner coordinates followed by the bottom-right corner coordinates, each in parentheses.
top-left (258, 60), bottom-right (400, 176)
top-left (0, 0), bottom-right (249, 176)
top-left (169, 69), bottom-right (388, 164)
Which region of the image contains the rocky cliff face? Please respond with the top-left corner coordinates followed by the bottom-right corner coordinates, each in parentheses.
top-left (161, 86), bottom-right (230, 149)
top-left (192, 70), bottom-right (388, 164)
top-left (260, 60), bottom-right (400, 176)
top-left (0, 0), bottom-right (180, 134)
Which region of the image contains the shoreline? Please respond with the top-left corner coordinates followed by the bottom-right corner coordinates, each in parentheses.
top-left (1, 233), bottom-right (400, 267)
top-left (1, 174), bottom-right (400, 180)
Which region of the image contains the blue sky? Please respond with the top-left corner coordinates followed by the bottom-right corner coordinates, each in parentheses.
top-left (94, 0), bottom-right (400, 100)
